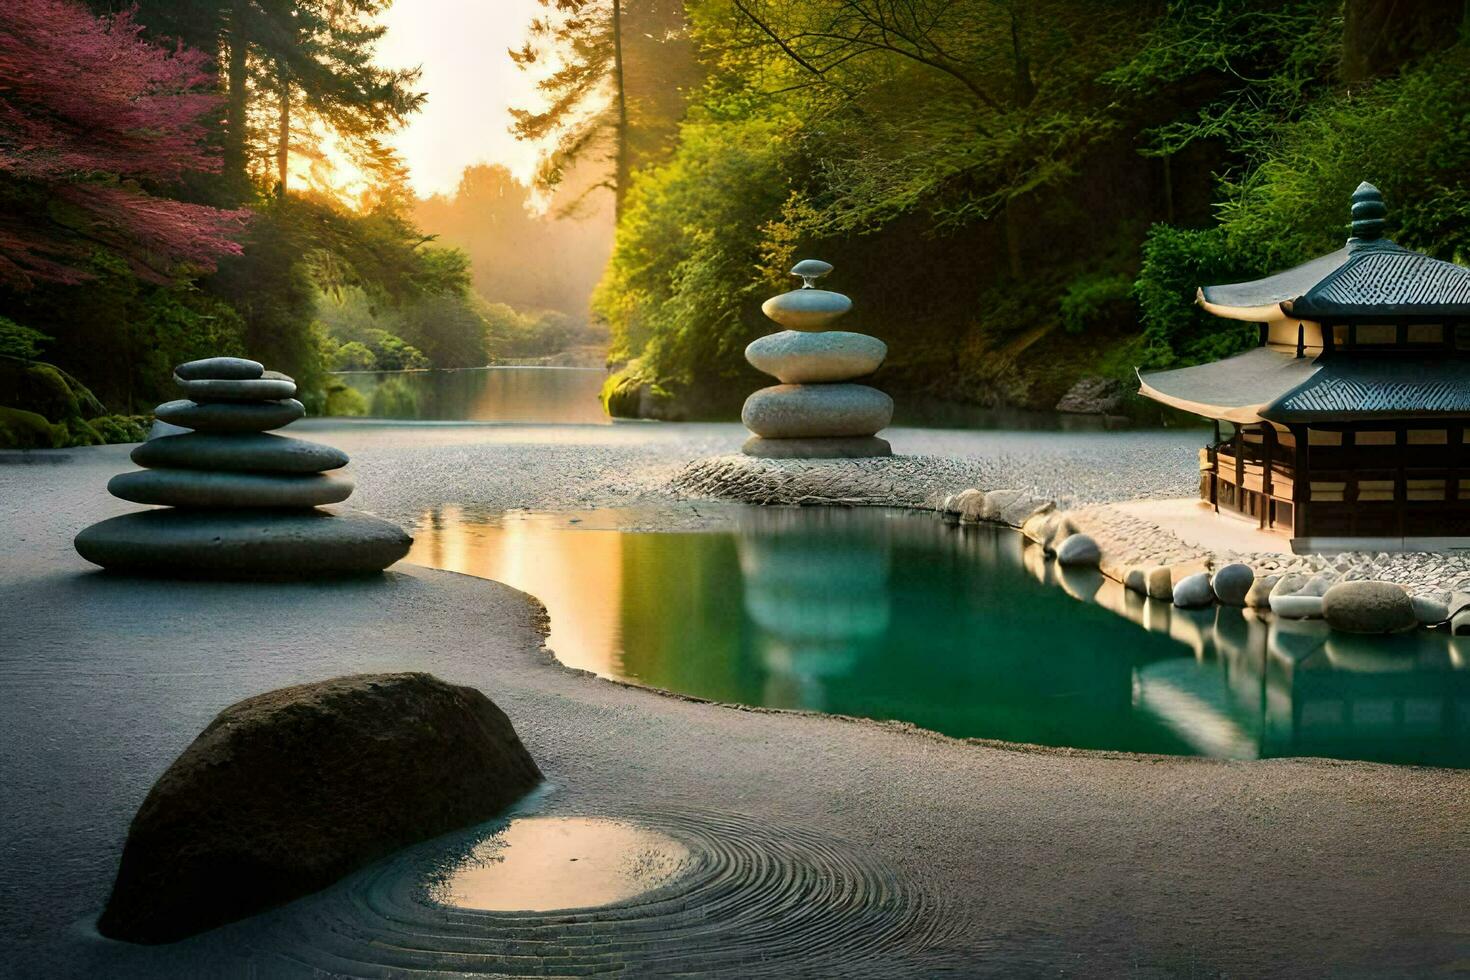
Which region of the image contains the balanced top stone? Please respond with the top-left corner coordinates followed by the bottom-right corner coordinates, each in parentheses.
top-left (175, 357), bottom-right (263, 381)
top-left (132, 432), bottom-right (349, 474)
top-left (175, 375), bottom-right (297, 402)
top-left (761, 288), bottom-right (852, 331)
top-left (155, 398), bottom-right (305, 433)
top-left (791, 258), bottom-right (833, 285)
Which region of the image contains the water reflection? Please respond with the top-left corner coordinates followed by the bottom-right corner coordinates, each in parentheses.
top-left (737, 509), bottom-right (891, 710)
top-left (334, 366), bottom-right (611, 423)
top-left (429, 817), bottom-right (691, 912)
top-left (406, 506), bottom-right (1470, 767)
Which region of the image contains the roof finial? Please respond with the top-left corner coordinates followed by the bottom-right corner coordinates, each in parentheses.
top-left (1349, 181), bottom-right (1386, 242)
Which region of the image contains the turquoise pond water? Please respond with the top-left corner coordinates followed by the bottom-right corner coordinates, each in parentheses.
top-left (408, 506), bottom-right (1470, 768)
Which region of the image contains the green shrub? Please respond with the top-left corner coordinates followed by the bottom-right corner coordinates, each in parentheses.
top-left (1059, 274), bottom-right (1135, 334)
top-left (368, 332), bottom-right (429, 371)
top-left (57, 417), bottom-right (103, 447)
top-left (87, 414), bottom-right (151, 444)
top-left (0, 317), bottom-right (50, 361)
top-left (331, 341), bottom-right (378, 371)
top-left (1134, 225), bottom-right (1259, 368)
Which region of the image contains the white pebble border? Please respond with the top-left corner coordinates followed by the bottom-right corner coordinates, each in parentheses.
top-left (673, 454), bottom-right (1470, 633)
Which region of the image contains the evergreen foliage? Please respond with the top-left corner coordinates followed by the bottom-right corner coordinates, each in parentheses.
top-left (595, 0), bottom-right (1470, 417)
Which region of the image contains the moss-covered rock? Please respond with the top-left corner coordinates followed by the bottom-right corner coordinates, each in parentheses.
top-left (0, 406), bottom-right (62, 449)
top-left (87, 415), bottom-right (151, 444)
top-left (601, 365), bottom-right (681, 420)
top-left (0, 356), bottom-right (107, 422)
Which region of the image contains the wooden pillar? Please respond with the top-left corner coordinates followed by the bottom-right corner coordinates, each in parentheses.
top-left (1210, 419), bottom-right (1221, 511)
top-left (1235, 425), bottom-right (1245, 514)
top-left (1292, 425), bottom-right (1310, 539)
top-left (1261, 425), bottom-right (1275, 529)
top-left (1395, 423), bottom-right (1406, 539)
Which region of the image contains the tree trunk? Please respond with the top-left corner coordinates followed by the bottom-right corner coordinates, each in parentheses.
top-left (224, 0), bottom-right (249, 193)
top-left (611, 0), bottom-right (629, 222)
top-left (1003, 197), bottom-right (1023, 279)
top-left (276, 67), bottom-right (290, 197)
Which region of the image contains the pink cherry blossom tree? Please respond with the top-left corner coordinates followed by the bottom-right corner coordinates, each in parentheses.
top-left (0, 0), bottom-right (248, 287)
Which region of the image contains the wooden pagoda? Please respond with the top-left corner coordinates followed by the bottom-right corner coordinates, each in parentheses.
top-left (1138, 182), bottom-right (1470, 551)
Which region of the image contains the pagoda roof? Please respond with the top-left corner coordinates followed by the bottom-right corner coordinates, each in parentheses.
top-left (1137, 348), bottom-right (1318, 424)
top-left (1138, 349), bottom-right (1470, 423)
top-left (1284, 240), bottom-right (1470, 319)
top-left (1265, 354), bottom-right (1470, 422)
top-left (1199, 182), bottom-right (1470, 322)
top-left (1200, 248), bottom-right (1350, 320)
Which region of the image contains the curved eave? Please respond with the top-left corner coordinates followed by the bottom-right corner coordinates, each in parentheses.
top-left (1136, 373), bottom-right (1271, 425)
top-left (1137, 347), bottom-right (1322, 426)
top-left (1197, 290), bottom-right (1296, 323)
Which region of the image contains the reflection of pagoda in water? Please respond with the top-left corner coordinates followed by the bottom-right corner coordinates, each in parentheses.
top-left (736, 508), bottom-right (891, 709)
top-left (1128, 596), bottom-right (1469, 766)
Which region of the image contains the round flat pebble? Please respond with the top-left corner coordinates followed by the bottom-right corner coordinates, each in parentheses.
top-left (174, 376), bottom-right (297, 401)
top-left (109, 469), bottom-right (353, 508)
top-left (174, 357), bottom-right (263, 381)
top-left (1173, 571), bottom-right (1214, 608)
top-left (1210, 562), bottom-right (1255, 606)
top-left (745, 330), bottom-right (887, 384)
top-left (760, 289), bottom-right (853, 330)
top-left (74, 509), bottom-right (412, 577)
top-left (154, 399), bottom-right (305, 433)
top-left (1321, 580), bottom-right (1416, 634)
top-left (131, 432), bottom-right (348, 474)
top-left (741, 384), bottom-right (893, 439)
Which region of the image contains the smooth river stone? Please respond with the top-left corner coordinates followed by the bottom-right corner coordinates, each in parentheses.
top-left (760, 288), bottom-right (853, 330)
top-left (174, 356), bottom-right (263, 381)
top-left (790, 258), bottom-right (833, 280)
top-left (175, 375), bottom-right (297, 402)
top-left (109, 469), bottom-right (353, 508)
top-left (155, 398), bottom-right (305, 433)
top-left (742, 435), bottom-right (891, 459)
top-left (132, 432), bottom-right (348, 473)
top-left (741, 383), bottom-right (893, 438)
top-left (74, 508), bottom-right (412, 577)
top-left (745, 330), bottom-right (887, 384)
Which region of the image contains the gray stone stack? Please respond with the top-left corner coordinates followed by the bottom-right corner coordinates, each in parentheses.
top-left (75, 357), bottom-right (412, 577)
top-left (741, 260), bottom-right (893, 458)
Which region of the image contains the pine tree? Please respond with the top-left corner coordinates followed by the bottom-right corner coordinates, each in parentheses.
top-left (509, 0), bottom-right (631, 218)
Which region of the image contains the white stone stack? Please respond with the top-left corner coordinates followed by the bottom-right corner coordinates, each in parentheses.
top-left (74, 356), bottom-right (412, 577)
top-left (741, 260), bottom-right (893, 458)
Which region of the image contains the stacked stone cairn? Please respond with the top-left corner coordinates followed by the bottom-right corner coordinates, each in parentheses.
top-left (741, 259), bottom-right (893, 458)
top-left (74, 357), bottom-right (412, 577)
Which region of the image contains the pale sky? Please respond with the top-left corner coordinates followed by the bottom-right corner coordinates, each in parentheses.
top-left (376, 0), bottom-right (548, 198)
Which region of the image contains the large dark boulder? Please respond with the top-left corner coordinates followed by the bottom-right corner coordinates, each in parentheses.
top-left (98, 673), bottom-right (542, 944)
